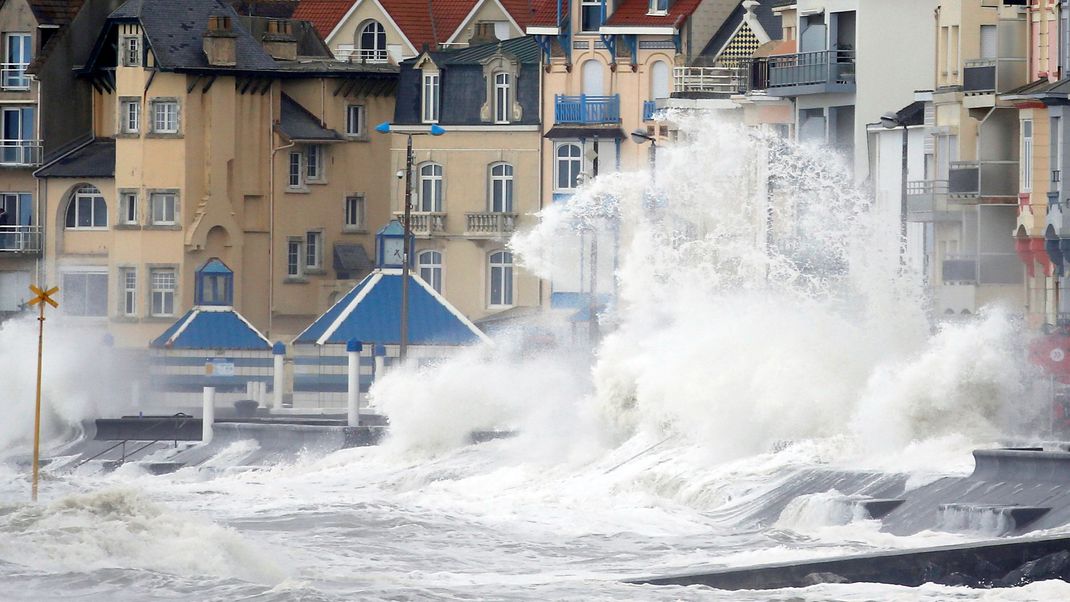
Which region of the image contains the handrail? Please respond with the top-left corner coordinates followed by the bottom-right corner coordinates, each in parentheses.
top-left (72, 413), bottom-right (191, 469)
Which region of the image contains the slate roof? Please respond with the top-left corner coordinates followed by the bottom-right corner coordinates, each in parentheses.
top-left (279, 93), bottom-right (343, 140)
top-left (230, 0), bottom-right (300, 17)
top-left (603, 0), bottom-right (704, 28)
top-left (34, 138), bottom-right (115, 178)
top-left (28, 0), bottom-right (87, 26)
top-left (701, 0), bottom-right (783, 58)
top-left (428, 35), bottom-right (541, 65)
top-left (151, 306), bottom-right (272, 350)
top-left (293, 269), bottom-right (488, 346)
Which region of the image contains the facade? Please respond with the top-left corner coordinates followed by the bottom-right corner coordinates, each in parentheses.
top-left (391, 36), bottom-right (542, 322)
top-left (33, 0), bottom-right (398, 347)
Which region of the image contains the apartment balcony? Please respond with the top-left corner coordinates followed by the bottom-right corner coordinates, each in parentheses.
top-left (465, 212), bottom-right (518, 239)
top-left (962, 57), bottom-right (1028, 108)
top-left (393, 211), bottom-right (446, 237)
top-left (0, 140), bottom-right (41, 166)
top-left (554, 95), bottom-right (620, 124)
top-left (766, 50), bottom-right (855, 97)
top-left (671, 67), bottom-right (747, 97)
top-left (333, 45), bottom-right (390, 64)
top-left (0, 63), bottom-right (30, 90)
top-left (906, 180), bottom-right (958, 222)
top-left (943, 252), bottom-right (1022, 284)
top-left (0, 225), bottom-right (41, 253)
top-left (947, 160), bottom-right (1018, 199)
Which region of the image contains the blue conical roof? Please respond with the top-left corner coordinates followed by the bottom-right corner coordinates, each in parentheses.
top-left (151, 306), bottom-right (271, 350)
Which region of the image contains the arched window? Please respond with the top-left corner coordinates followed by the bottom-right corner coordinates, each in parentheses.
top-left (494, 72), bottom-right (511, 123)
top-left (489, 162), bottom-right (514, 212)
top-left (582, 59), bottom-right (604, 96)
top-left (651, 60), bottom-right (670, 100)
top-left (64, 185), bottom-right (107, 229)
top-left (555, 143), bottom-right (582, 191)
top-left (358, 21), bottom-right (387, 63)
top-left (489, 250), bottom-right (513, 307)
top-left (418, 250), bottom-right (443, 293)
top-left (419, 162), bottom-right (443, 211)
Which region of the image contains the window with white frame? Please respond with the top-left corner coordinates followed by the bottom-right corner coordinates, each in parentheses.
top-left (419, 162), bottom-right (443, 211)
top-left (120, 99), bottom-right (140, 134)
top-left (345, 194), bottom-right (365, 229)
top-left (555, 143), bottom-right (582, 191)
top-left (422, 72), bottom-right (440, 123)
top-left (3, 33), bottom-right (31, 89)
top-left (150, 192), bottom-right (176, 225)
top-left (62, 271), bottom-right (108, 317)
top-left (306, 145), bottom-right (324, 181)
top-left (288, 151), bottom-right (302, 188)
top-left (305, 231), bottom-right (323, 269)
top-left (488, 250), bottom-right (513, 307)
top-left (581, 0), bottom-right (602, 32)
top-left (120, 191), bottom-right (138, 225)
top-left (121, 35), bottom-right (141, 67)
top-left (150, 268), bottom-right (176, 316)
top-left (489, 162), bottom-right (514, 212)
top-left (346, 104), bottom-right (364, 136)
top-left (64, 185), bottom-right (107, 229)
top-left (287, 238), bottom-right (302, 277)
top-left (152, 100), bottom-right (178, 133)
top-left (122, 268), bottom-right (137, 316)
top-left (358, 20), bottom-right (387, 62)
top-left (494, 72), bottom-right (511, 124)
top-left (1023, 119), bottom-right (1034, 193)
top-left (418, 250), bottom-right (442, 293)
top-left (648, 0), bottom-right (668, 14)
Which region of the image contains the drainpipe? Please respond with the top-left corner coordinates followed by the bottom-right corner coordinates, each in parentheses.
top-left (268, 83), bottom-right (295, 337)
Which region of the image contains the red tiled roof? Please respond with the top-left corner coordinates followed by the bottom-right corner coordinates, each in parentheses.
top-left (603, 0), bottom-right (703, 28)
top-left (292, 0), bottom-right (353, 38)
top-left (524, 0), bottom-right (566, 28)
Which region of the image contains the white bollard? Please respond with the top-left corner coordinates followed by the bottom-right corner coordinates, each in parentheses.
top-left (346, 339), bottom-right (362, 427)
top-left (272, 342), bottom-right (285, 411)
top-left (202, 386), bottom-right (215, 444)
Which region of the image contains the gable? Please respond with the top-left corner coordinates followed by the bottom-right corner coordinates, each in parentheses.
top-left (446, 0), bottom-right (522, 45)
top-left (325, 0), bottom-right (417, 60)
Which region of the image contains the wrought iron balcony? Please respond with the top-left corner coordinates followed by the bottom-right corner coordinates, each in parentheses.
top-left (554, 95), bottom-right (620, 124)
top-left (394, 211), bottom-right (446, 237)
top-left (0, 139), bottom-right (41, 166)
top-left (767, 50), bottom-right (855, 96)
top-left (0, 63), bottom-right (30, 90)
top-left (948, 160), bottom-right (1018, 199)
top-left (465, 212), bottom-right (518, 238)
top-left (0, 225), bottom-right (41, 253)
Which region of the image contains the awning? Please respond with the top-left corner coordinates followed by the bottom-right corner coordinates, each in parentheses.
top-left (544, 126), bottom-right (626, 139)
top-left (333, 243), bottom-right (372, 277)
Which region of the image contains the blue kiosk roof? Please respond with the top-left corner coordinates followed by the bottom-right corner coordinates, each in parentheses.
top-left (151, 306), bottom-right (272, 350)
top-left (293, 269), bottom-right (488, 346)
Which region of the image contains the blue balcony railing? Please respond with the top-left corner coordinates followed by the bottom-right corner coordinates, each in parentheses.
top-left (642, 100), bottom-right (657, 121)
top-left (554, 95), bottom-right (621, 124)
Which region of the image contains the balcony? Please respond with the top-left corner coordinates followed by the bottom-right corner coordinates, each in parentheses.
top-left (948, 160), bottom-right (1018, 199)
top-left (671, 67), bottom-right (747, 97)
top-left (0, 63), bottom-right (29, 90)
top-left (465, 212), bottom-right (518, 239)
top-left (333, 45), bottom-right (390, 64)
top-left (906, 180), bottom-right (958, 222)
top-left (554, 95), bottom-right (620, 124)
top-left (394, 211), bottom-right (446, 237)
top-left (0, 225), bottom-right (41, 253)
top-left (962, 56), bottom-right (1028, 107)
top-left (943, 255), bottom-right (977, 283)
top-left (963, 59), bottom-right (996, 94)
top-left (767, 50), bottom-right (855, 96)
top-left (943, 252), bottom-right (1022, 284)
top-left (0, 140), bottom-right (41, 166)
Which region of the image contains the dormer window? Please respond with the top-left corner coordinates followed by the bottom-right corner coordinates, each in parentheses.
top-left (647, 0), bottom-right (668, 15)
top-left (581, 0), bottom-right (603, 32)
top-left (422, 72), bottom-right (440, 123)
top-left (121, 35), bottom-right (141, 67)
top-left (494, 72), bottom-right (511, 124)
top-left (195, 258), bottom-right (234, 306)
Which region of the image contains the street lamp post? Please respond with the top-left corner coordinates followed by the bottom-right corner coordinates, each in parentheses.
top-left (375, 122), bottom-right (446, 362)
top-left (881, 111), bottom-right (909, 263)
top-left (630, 128), bottom-right (657, 186)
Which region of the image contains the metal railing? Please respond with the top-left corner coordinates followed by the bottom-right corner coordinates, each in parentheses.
top-left (906, 180), bottom-right (951, 220)
top-left (672, 66), bottom-right (747, 95)
top-left (554, 95), bottom-right (620, 124)
top-left (948, 160), bottom-right (1019, 198)
top-left (394, 211), bottom-right (446, 236)
top-left (768, 49), bottom-right (855, 90)
top-left (963, 59), bottom-right (996, 93)
top-left (0, 225), bottom-right (41, 253)
top-left (334, 46), bottom-right (390, 64)
top-left (0, 63), bottom-right (29, 90)
top-left (465, 212), bottom-right (517, 237)
top-left (0, 139), bottom-right (41, 165)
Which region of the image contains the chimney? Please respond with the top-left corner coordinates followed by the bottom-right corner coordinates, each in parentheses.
top-left (203, 15), bottom-right (238, 67)
top-left (262, 19), bottom-right (298, 61)
top-left (468, 22), bottom-right (498, 46)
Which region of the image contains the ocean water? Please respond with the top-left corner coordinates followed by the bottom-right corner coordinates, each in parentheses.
top-left (1, 115), bottom-right (1066, 600)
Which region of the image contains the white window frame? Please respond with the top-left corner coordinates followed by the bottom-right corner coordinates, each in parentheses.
top-left (287, 238), bottom-right (303, 278)
top-left (489, 162), bottom-right (514, 212)
top-left (150, 268), bottom-right (176, 317)
top-left (346, 104), bottom-right (365, 137)
top-left (494, 72), bottom-right (511, 124)
top-left (288, 151), bottom-right (302, 188)
top-left (121, 99), bottom-right (140, 134)
top-left (305, 230), bottom-right (323, 269)
top-left (418, 162), bottom-right (443, 211)
top-left (152, 100), bottom-right (178, 134)
top-left (358, 20), bottom-right (388, 63)
top-left (150, 192), bottom-right (176, 225)
top-left (555, 143), bottom-right (583, 191)
top-left (121, 35), bottom-right (141, 67)
top-left (120, 191), bottom-right (138, 225)
top-left (344, 194), bottom-right (365, 230)
top-left (647, 0), bottom-right (668, 15)
top-left (306, 145), bottom-right (324, 181)
top-left (65, 185), bottom-right (108, 230)
top-left (422, 72), bottom-right (440, 123)
top-left (3, 33), bottom-right (31, 90)
top-left (488, 250), bottom-right (514, 308)
top-left (1023, 119), bottom-right (1034, 193)
top-left (61, 270), bottom-right (109, 317)
top-left (122, 268), bottom-right (137, 317)
top-left (580, 0), bottom-right (603, 32)
top-left (418, 250), bottom-right (443, 293)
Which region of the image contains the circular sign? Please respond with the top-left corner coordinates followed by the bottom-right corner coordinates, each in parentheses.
top-left (1053, 348), bottom-right (1066, 363)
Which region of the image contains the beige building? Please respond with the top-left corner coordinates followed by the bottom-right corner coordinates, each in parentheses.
top-left (34, 0), bottom-right (397, 347)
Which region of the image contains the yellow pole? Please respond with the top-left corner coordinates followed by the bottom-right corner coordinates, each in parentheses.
top-left (31, 299), bottom-right (44, 502)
